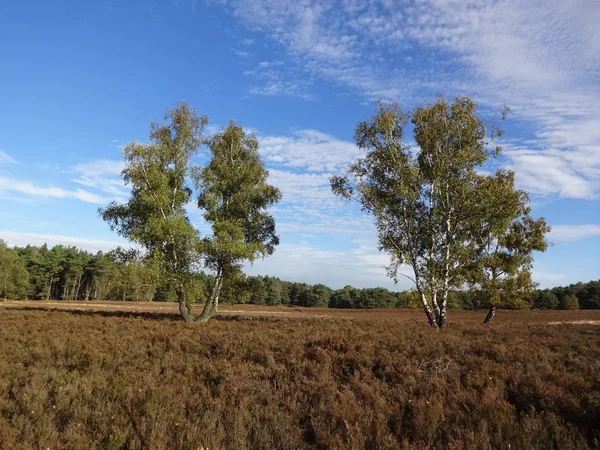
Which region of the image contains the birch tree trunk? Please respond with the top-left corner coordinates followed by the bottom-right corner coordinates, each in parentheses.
top-left (178, 300), bottom-right (195, 323)
top-left (438, 290), bottom-right (448, 328)
top-left (75, 274), bottom-right (83, 300)
top-left (46, 276), bottom-right (53, 300)
top-left (483, 305), bottom-right (496, 324)
top-left (419, 292), bottom-right (438, 328)
top-left (196, 269), bottom-right (223, 323)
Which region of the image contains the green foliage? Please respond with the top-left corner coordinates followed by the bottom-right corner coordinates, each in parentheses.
top-left (247, 276), bottom-right (268, 305)
top-left (561, 294), bottom-right (580, 310)
top-left (537, 280), bottom-right (600, 310)
top-left (304, 284), bottom-right (332, 307)
top-left (465, 179), bottom-right (550, 312)
top-left (99, 104), bottom-right (280, 322)
top-left (192, 122), bottom-right (281, 321)
top-left (9, 244), bottom-right (167, 302)
top-left (218, 271), bottom-right (252, 305)
top-left (329, 286), bottom-right (400, 309)
top-left (194, 123), bottom-right (281, 274)
top-left (332, 97), bottom-right (549, 328)
top-left (5, 236), bottom-right (600, 312)
top-left (288, 282), bottom-right (311, 306)
top-left (100, 103), bottom-right (206, 300)
top-left (264, 276), bottom-right (283, 306)
top-left (329, 286), bottom-right (354, 308)
top-left (0, 240), bottom-right (29, 299)
top-left (533, 290), bottom-right (560, 310)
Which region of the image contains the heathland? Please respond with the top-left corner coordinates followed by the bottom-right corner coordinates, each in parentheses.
top-left (1, 303), bottom-right (599, 449)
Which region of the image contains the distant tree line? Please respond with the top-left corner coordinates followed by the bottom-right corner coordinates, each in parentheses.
top-left (1, 240), bottom-right (598, 310)
top-left (0, 240), bottom-right (404, 307)
top-left (0, 241), bottom-right (165, 302)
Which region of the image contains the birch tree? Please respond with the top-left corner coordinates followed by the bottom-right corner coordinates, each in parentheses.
top-left (465, 178), bottom-right (550, 323)
top-left (331, 97), bottom-right (547, 328)
top-left (101, 104), bottom-right (280, 322)
top-left (0, 240), bottom-right (29, 300)
top-left (192, 123), bottom-right (281, 322)
top-left (101, 103), bottom-right (206, 320)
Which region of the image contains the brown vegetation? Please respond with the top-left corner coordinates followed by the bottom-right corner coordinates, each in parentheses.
top-left (1, 305), bottom-right (599, 449)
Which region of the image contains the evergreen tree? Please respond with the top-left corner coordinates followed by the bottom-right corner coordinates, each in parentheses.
top-left (247, 276), bottom-right (268, 305)
top-left (0, 241), bottom-right (29, 299)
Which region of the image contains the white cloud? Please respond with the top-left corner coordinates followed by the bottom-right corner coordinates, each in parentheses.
top-left (532, 270), bottom-right (568, 287)
top-left (244, 59), bottom-right (310, 98)
top-left (71, 160), bottom-right (123, 176)
top-left (0, 230), bottom-right (125, 253)
top-left (257, 127), bottom-right (366, 223)
top-left (505, 147), bottom-right (597, 199)
top-left (550, 224), bottom-right (600, 243)
top-left (0, 151), bottom-right (17, 165)
top-left (232, 48), bottom-right (251, 58)
top-left (248, 79), bottom-right (313, 99)
top-left (265, 168), bottom-right (374, 238)
top-left (267, 169), bottom-right (332, 202)
top-left (245, 241), bottom-right (413, 290)
top-left (71, 159), bottom-right (128, 200)
top-left (221, 0), bottom-right (600, 199)
top-left (259, 129), bottom-right (359, 172)
top-left (258, 60), bottom-right (283, 68)
top-left (0, 176), bottom-right (111, 204)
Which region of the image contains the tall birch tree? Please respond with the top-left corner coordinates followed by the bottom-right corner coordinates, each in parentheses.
top-left (192, 122), bottom-right (281, 322)
top-left (331, 97), bottom-right (548, 328)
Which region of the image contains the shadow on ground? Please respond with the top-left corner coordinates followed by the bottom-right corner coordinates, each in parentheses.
top-left (3, 306), bottom-right (299, 323)
top-left (5, 306), bottom-right (182, 322)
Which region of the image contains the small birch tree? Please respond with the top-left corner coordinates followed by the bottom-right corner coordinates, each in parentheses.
top-left (466, 179), bottom-right (550, 323)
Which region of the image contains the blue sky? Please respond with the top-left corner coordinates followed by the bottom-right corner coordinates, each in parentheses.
top-left (1, 0), bottom-right (599, 290)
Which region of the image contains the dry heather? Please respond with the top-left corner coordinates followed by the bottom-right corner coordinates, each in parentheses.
top-left (0, 307), bottom-right (599, 450)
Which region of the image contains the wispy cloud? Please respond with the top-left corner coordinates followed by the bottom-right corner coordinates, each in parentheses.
top-left (505, 146), bottom-right (598, 199)
top-left (245, 241), bottom-right (412, 290)
top-left (248, 79), bottom-right (313, 99)
top-left (257, 129), bottom-right (368, 237)
top-left (259, 129), bottom-right (359, 172)
top-left (243, 60), bottom-right (311, 99)
top-left (232, 48), bottom-right (251, 58)
top-left (532, 270), bottom-right (568, 286)
top-left (220, 0), bottom-right (600, 199)
top-left (550, 224), bottom-right (600, 243)
top-left (258, 60), bottom-right (283, 68)
top-left (0, 150), bottom-right (17, 165)
top-left (70, 159), bottom-right (128, 200)
top-left (0, 176), bottom-right (111, 204)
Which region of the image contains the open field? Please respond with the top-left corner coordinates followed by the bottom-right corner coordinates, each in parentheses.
top-left (1, 305), bottom-right (599, 449)
top-left (3, 299), bottom-right (600, 324)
